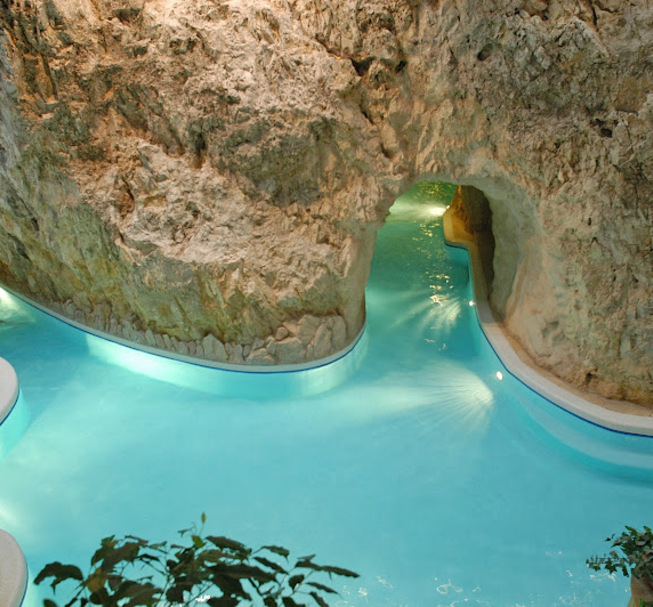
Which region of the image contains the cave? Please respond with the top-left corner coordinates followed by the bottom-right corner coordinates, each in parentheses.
top-left (0, 0), bottom-right (650, 406)
top-left (1, 2), bottom-right (653, 605)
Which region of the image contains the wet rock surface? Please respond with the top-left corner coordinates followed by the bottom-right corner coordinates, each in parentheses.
top-left (0, 0), bottom-right (651, 403)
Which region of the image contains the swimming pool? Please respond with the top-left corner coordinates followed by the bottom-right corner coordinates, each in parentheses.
top-left (1, 182), bottom-right (652, 606)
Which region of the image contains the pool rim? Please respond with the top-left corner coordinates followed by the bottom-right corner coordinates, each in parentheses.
top-left (0, 356), bottom-right (19, 426)
top-left (0, 527), bottom-right (27, 607)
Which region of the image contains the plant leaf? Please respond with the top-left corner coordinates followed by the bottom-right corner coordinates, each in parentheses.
top-left (320, 565), bottom-right (359, 578)
top-left (254, 556), bottom-right (287, 574)
top-left (207, 597), bottom-right (239, 607)
top-left (309, 591), bottom-right (329, 607)
top-left (35, 562), bottom-right (84, 590)
top-left (219, 563), bottom-right (275, 583)
top-left (192, 534), bottom-right (206, 549)
top-left (307, 581), bottom-right (338, 594)
top-left (295, 557), bottom-right (321, 572)
top-left (288, 574), bottom-right (305, 589)
top-left (97, 541), bottom-right (142, 572)
top-left (91, 537), bottom-right (117, 567)
top-left (262, 545), bottom-right (290, 559)
top-left (206, 536), bottom-right (248, 554)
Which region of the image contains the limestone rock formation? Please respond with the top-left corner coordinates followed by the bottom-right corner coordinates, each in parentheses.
top-left (0, 0), bottom-right (651, 404)
top-left (0, 0), bottom-right (394, 366)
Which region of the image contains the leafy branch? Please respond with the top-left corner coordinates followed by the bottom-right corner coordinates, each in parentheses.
top-left (587, 525), bottom-right (653, 580)
top-left (587, 525), bottom-right (653, 607)
top-left (35, 514), bottom-right (359, 607)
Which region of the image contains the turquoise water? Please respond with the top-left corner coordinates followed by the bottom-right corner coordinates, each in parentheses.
top-left (1, 182), bottom-right (652, 606)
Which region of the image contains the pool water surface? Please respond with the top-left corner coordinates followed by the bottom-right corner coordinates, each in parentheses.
top-left (1, 182), bottom-right (652, 606)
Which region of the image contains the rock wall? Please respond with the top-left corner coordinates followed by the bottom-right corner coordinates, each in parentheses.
top-left (0, 0), bottom-right (651, 403)
top-left (0, 0), bottom-right (395, 365)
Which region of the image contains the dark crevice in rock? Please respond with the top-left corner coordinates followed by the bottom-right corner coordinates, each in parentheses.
top-left (591, 117), bottom-right (613, 138)
top-left (351, 56), bottom-right (374, 76)
top-left (477, 44), bottom-right (493, 61)
top-left (394, 59), bottom-right (407, 73)
top-left (191, 131), bottom-right (208, 168)
top-left (380, 144), bottom-right (394, 160)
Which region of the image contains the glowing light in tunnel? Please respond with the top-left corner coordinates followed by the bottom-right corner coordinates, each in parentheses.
top-left (429, 205), bottom-right (447, 217)
top-left (389, 199), bottom-right (449, 222)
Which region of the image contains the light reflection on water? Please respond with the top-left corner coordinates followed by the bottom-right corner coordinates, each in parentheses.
top-left (85, 328), bottom-right (368, 400)
top-left (1, 181), bottom-right (652, 607)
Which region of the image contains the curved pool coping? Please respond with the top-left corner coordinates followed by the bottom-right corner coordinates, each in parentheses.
top-left (0, 528), bottom-right (27, 607)
top-left (0, 356), bottom-right (19, 426)
top-left (0, 359), bottom-right (26, 606)
top-left (442, 208), bottom-right (653, 437)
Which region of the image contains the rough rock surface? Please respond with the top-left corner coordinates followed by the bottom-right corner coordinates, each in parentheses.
top-left (0, 0), bottom-right (651, 403)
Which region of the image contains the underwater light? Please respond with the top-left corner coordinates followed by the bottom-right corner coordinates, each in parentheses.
top-left (0, 287), bottom-right (32, 322)
top-left (429, 206), bottom-right (447, 217)
top-left (496, 371), bottom-right (504, 381)
top-left (0, 287), bottom-right (18, 311)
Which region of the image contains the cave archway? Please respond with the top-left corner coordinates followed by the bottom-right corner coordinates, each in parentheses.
top-left (379, 181), bottom-right (503, 325)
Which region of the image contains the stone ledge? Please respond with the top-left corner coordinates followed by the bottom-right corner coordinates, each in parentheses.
top-left (443, 208), bottom-right (653, 437)
top-left (0, 528), bottom-right (27, 607)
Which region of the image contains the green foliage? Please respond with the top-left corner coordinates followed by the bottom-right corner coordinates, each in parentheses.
top-left (35, 515), bottom-right (359, 607)
top-left (586, 525), bottom-right (653, 583)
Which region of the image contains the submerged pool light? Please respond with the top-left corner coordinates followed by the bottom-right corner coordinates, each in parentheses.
top-left (0, 287), bottom-right (19, 313)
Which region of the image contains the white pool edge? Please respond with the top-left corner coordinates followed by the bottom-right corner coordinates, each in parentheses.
top-left (0, 356), bottom-right (19, 426)
top-left (0, 358), bottom-right (26, 606)
top-left (0, 527), bottom-right (27, 607)
top-left (442, 209), bottom-right (653, 437)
